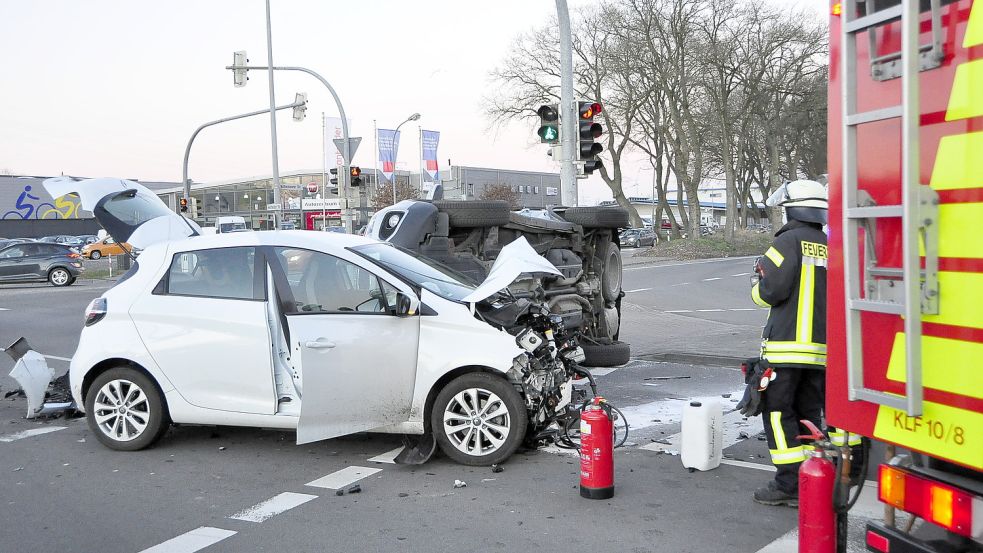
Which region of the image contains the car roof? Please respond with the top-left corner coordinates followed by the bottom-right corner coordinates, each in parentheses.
top-left (154, 229), bottom-right (381, 254)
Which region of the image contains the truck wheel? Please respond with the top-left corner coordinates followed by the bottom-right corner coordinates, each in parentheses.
top-left (562, 207), bottom-right (629, 229)
top-left (594, 240), bottom-right (623, 303)
top-left (581, 340), bottom-right (631, 368)
top-left (433, 200), bottom-right (510, 227)
top-left (431, 372), bottom-right (527, 466)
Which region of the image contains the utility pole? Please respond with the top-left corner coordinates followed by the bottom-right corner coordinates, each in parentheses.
top-left (556, 0), bottom-right (577, 207)
top-left (264, 0), bottom-right (282, 229)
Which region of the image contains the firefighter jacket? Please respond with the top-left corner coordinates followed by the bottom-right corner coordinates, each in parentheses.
top-left (751, 220), bottom-right (828, 369)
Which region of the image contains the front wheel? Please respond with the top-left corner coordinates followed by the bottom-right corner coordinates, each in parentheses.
top-left (85, 367), bottom-right (169, 451)
top-left (89, 250), bottom-right (102, 260)
top-left (431, 373), bottom-right (527, 466)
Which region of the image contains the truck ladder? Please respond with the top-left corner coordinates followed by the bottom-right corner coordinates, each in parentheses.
top-left (841, 0), bottom-right (942, 416)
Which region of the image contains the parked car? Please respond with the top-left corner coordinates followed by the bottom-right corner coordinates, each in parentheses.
top-left (0, 242), bottom-right (82, 286)
top-left (39, 234), bottom-right (85, 248)
top-left (82, 236), bottom-right (132, 259)
top-left (619, 227), bottom-right (656, 248)
top-left (216, 215), bottom-right (248, 233)
top-left (366, 197), bottom-right (630, 367)
top-left (12, 177), bottom-right (591, 467)
top-left (0, 238), bottom-right (34, 249)
top-left (78, 234), bottom-right (100, 245)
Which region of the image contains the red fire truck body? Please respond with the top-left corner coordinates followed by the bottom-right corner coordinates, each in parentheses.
top-left (827, 0), bottom-right (981, 548)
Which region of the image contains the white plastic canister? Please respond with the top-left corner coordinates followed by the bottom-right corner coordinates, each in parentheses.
top-left (680, 399), bottom-right (723, 471)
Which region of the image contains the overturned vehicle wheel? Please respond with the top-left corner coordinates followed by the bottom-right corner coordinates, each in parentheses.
top-left (581, 340), bottom-right (631, 368)
top-left (431, 373), bottom-right (527, 466)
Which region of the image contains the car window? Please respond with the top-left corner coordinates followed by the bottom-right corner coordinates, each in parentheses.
top-left (166, 247), bottom-right (259, 300)
top-left (0, 246), bottom-right (26, 259)
top-left (37, 244), bottom-right (67, 256)
top-left (351, 243), bottom-right (478, 302)
top-left (105, 237), bottom-right (116, 245)
top-left (272, 247), bottom-right (389, 314)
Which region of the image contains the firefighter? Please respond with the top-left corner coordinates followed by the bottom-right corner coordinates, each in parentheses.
top-left (750, 179), bottom-right (832, 506)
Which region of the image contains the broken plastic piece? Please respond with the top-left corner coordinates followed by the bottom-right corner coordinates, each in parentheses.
top-left (453, 480), bottom-right (467, 488)
top-left (491, 464), bottom-right (504, 474)
top-left (394, 433), bottom-right (437, 465)
top-left (347, 484), bottom-right (361, 494)
top-left (335, 489), bottom-right (344, 496)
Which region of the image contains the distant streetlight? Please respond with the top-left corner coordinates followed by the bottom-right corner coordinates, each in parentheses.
top-left (391, 113), bottom-right (422, 205)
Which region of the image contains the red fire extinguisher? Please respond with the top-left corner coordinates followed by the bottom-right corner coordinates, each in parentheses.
top-left (798, 421), bottom-right (836, 553)
top-left (580, 397), bottom-right (615, 499)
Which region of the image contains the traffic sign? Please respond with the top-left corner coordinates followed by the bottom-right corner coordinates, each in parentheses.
top-left (307, 182), bottom-right (319, 194)
top-left (333, 137), bottom-right (362, 164)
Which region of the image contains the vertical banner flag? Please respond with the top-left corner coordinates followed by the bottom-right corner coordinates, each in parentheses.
top-left (377, 129), bottom-right (401, 183)
top-left (323, 116), bottom-right (353, 168)
top-left (421, 130), bottom-right (440, 183)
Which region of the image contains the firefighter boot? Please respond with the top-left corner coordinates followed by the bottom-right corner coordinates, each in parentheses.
top-left (753, 481), bottom-right (799, 507)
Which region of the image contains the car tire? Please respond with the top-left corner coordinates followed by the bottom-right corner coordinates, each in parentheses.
top-left (85, 367), bottom-right (170, 451)
top-left (432, 200), bottom-right (511, 227)
top-left (48, 267), bottom-right (72, 287)
top-left (562, 207), bottom-right (629, 229)
top-left (581, 340), bottom-right (631, 368)
top-left (90, 250), bottom-right (102, 260)
top-left (431, 372), bottom-right (527, 466)
top-left (594, 240), bottom-right (622, 303)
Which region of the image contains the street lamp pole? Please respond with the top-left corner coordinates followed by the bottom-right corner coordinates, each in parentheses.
top-left (556, 0), bottom-right (577, 207)
top-left (390, 113), bottom-right (421, 205)
top-left (264, 0), bottom-right (282, 229)
top-left (182, 99), bottom-right (306, 211)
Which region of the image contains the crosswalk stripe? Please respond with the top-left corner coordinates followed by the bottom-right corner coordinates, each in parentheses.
top-left (306, 466), bottom-right (382, 489)
top-left (0, 426), bottom-right (66, 442)
top-left (229, 492), bottom-right (317, 523)
top-left (138, 527), bottom-right (236, 553)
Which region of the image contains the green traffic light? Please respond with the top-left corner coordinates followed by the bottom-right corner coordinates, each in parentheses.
top-left (538, 125), bottom-right (559, 143)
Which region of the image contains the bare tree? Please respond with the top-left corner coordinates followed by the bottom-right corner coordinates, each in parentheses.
top-left (480, 184), bottom-right (521, 209)
top-left (370, 178), bottom-right (418, 210)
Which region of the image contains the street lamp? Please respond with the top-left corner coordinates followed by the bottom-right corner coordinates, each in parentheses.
top-left (391, 112), bottom-right (422, 205)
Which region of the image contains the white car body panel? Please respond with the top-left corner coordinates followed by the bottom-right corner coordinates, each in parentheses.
top-left (461, 237), bottom-right (562, 303)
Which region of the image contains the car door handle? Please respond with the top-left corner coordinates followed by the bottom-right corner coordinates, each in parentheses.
top-left (304, 340), bottom-right (336, 349)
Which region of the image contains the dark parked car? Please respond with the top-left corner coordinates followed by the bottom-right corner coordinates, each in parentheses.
top-left (0, 242), bottom-right (83, 286)
top-left (39, 235), bottom-right (85, 248)
top-left (620, 228), bottom-right (656, 248)
top-left (77, 234), bottom-right (100, 245)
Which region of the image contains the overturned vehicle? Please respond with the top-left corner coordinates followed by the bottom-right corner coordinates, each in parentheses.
top-left (9, 177), bottom-right (602, 466)
top-left (366, 197), bottom-right (631, 367)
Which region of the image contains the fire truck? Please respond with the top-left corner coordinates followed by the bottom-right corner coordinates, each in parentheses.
top-left (828, 0), bottom-right (982, 550)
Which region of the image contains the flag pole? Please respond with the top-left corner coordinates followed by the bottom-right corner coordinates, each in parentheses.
top-left (321, 113), bottom-right (326, 231)
top-left (373, 119), bottom-right (379, 210)
top-left (418, 126), bottom-right (424, 194)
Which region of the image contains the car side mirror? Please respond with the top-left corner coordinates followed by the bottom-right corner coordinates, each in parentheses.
top-left (395, 292), bottom-right (419, 317)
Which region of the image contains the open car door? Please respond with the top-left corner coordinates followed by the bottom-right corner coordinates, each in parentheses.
top-left (43, 177), bottom-right (199, 249)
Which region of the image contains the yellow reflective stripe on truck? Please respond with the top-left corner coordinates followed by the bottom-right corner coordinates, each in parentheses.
top-left (965, 0), bottom-right (982, 48)
top-left (921, 272), bottom-right (983, 329)
top-left (885, 332), bottom-right (983, 400)
top-left (946, 59), bottom-right (983, 121)
top-left (874, 401), bottom-right (983, 471)
top-left (930, 131), bottom-right (983, 190)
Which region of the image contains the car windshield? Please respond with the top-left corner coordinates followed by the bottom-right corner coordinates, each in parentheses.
top-left (351, 243), bottom-right (478, 302)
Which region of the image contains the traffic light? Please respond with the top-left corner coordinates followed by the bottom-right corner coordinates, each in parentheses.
top-left (233, 51), bottom-right (248, 87)
top-left (536, 104), bottom-right (559, 144)
top-left (577, 101), bottom-right (604, 175)
top-left (180, 197), bottom-right (188, 213)
top-left (350, 166), bottom-right (362, 186)
top-left (329, 168), bottom-right (339, 186)
top-left (191, 197), bottom-right (201, 219)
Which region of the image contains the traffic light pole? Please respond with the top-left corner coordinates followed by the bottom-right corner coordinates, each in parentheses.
top-left (230, 64), bottom-right (354, 232)
top-left (182, 100), bottom-right (307, 214)
top-left (556, 0), bottom-right (577, 207)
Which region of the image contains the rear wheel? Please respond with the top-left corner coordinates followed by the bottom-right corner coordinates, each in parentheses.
top-left (433, 200), bottom-right (510, 227)
top-left (90, 250), bottom-right (102, 260)
top-left (562, 207), bottom-right (629, 229)
top-left (48, 268), bottom-right (72, 287)
top-left (431, 373), bottom-right (527, 466)
top-left (85, 367), bottom-right (169, 451)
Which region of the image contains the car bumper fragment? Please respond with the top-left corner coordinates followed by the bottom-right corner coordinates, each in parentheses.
top-left (4, 338), bottom-right (76, 418)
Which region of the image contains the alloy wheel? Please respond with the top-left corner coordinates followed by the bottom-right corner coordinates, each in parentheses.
top-left (92, 379), bottom-right (151, 442)
top-left (49, 269), bottom-right (70, 286)
top-left (442, 388), bottom-right (511, 457)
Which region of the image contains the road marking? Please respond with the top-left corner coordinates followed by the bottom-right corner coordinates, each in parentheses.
top-left (729, 308), bottom-right (758, 311)
top-left (138, 527), bottom-right (237, 553)
top-left (624, 288), bottom-right (653, 293)
top-left (670, 282), bottom-right (690, 286)
top-left (0, 426), bottom-right (67, 442)
top-left (696, 309), bottom-right (725, 312)
top-left (0, 308), bottom-right (9, 311)
top-left (624, 256), bottom-right (756, 271)
top-left (640, 407), bottom-right (763, 453)
top-left (702, 277), bottom-right (722, 282)
top-left (229, 492), bottom-right (317, 523)
top-left (719, 459), bottom-right (776, 472)
top-left (587, 366), bottom-right (622, 377)
top-left (665, 309), bottom-right (692, 313)
top-left (731, 273), bottom-right (751, 277)
top-left (368, 446), bottom-right (405, 464)
top-left (306, 466), bottom-right (382, 489)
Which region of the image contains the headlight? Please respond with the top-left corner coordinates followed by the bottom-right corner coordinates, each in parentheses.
top-left (84, 298), bottom-right (107, 327)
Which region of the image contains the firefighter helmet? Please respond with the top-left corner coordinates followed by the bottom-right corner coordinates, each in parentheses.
top-left (765, 179), bottom-right (828, 224)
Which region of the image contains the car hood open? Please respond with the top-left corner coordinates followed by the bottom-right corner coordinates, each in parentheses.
top-left (462, 236), bottom-right (562, 303)
top-left (43, 177), bottom-right (200, 249)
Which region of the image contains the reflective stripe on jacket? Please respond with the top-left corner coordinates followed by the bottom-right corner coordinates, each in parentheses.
top-left (751, 220), bottom-right (828, 369)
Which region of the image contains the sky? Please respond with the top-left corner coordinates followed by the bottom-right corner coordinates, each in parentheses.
top-left (0, 0), bottom-right (826, 205)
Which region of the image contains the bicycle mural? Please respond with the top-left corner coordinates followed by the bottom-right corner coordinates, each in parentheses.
top-left (2, 185), bottom-right (83, 220)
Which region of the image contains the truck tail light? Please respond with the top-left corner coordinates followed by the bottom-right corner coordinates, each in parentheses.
top-left (877, 465), bottom-right (978, 538)
top-left (84, 298), bottom-right (107, 327)
top-left (865, 529), bottom-right (889, 552)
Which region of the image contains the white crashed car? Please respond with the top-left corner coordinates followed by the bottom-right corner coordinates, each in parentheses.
top-left (10, 178), bottom-right (588, 466)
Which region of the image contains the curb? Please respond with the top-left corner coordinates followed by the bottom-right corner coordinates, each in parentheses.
top-left (635, 351), bottom-right (747, 367)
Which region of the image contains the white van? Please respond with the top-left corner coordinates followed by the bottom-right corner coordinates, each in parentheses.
top-left (215, 216), bottom-right (248, 233)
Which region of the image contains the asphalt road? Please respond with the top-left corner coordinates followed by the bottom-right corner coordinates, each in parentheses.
top-left (0, 263), bottom-right (887, 553)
